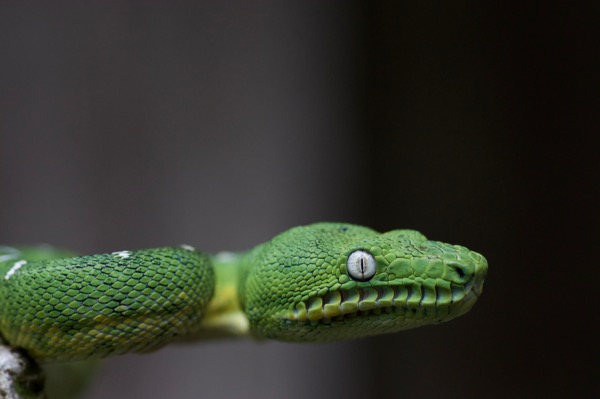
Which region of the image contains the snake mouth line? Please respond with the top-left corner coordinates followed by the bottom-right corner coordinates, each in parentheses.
top-left (287, 281), bottom-right (476, 323)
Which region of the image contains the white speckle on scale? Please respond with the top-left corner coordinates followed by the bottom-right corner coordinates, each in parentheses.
top-left (180, 244), bottom-right (195, 251)
top-left (112, 250), bottom-right (132, 259)
top-left (4, 260), bottom-right (27, 280)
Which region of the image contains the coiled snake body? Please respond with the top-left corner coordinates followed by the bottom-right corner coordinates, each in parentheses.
top-left (0, 223), bottom-right (487, 362)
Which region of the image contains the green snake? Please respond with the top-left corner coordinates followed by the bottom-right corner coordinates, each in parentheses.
top-left (0, 223), bottom-right (487, 362)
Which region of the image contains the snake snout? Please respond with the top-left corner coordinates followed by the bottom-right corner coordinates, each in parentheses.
top-left (448, 251), bottom-right (487, 298)
top-left (471, 253), bottom-right (488, 296)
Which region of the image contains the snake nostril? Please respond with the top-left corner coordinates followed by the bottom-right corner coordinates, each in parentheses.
top-left (447, 263), bottom-right (469, 282)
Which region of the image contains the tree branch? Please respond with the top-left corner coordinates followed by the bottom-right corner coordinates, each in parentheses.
top-left (0, 345), bottom-right (45, 399)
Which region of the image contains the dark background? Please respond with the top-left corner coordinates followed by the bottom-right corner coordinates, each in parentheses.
top-left (0, 2), bottom-right (596, 399)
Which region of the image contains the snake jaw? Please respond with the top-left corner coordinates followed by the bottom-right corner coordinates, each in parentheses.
top-left (286, 278), bottom-right (479, 325)
top-left (276, 253), bottom-right (486, 339)
top-left (285, 252), bottom-right (488, 328)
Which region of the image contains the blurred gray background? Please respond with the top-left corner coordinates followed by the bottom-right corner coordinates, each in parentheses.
top-left (0, 2), bottom-right (596, 399)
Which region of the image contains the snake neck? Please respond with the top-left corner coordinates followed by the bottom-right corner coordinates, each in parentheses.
top-left (194, 251), bottom-right (250, 340)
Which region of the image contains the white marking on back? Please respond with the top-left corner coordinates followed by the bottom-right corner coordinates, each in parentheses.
top-left (180, 244), bottom-right (195, 251)
top-left (112, 250), bottom-right (132, 259)
top-left (5, 260), bottom-right (27, 280)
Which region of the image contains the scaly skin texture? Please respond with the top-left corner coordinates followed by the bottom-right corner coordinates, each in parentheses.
top-left (0, 247), bottom-right (213, 360)
top-left (0, 223), bottom-right (487, 362)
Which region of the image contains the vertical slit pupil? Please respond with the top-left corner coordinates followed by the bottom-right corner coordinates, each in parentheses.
top-left (360, 257), bottom-right (365, 273)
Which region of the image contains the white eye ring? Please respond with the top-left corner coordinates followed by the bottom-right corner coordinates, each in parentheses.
top-left (347, 250), bottom-right (377, 281)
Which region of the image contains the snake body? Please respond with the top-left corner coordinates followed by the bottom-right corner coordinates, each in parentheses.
top-left (0, 223), bottom-right (487, 362)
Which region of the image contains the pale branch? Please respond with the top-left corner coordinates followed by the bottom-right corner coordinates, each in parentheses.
top-left (0, 344), bottom-right (46, 399)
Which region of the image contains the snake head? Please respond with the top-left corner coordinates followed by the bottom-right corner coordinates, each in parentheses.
top-left (242, 223), bottom-right (487, 342)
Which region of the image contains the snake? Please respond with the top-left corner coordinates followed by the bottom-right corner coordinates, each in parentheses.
top-left (0, 223), bottom-right (487, 362)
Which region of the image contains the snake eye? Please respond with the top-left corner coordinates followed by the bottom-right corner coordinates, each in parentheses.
top-left (347, 250), bottom-right (376, 281)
